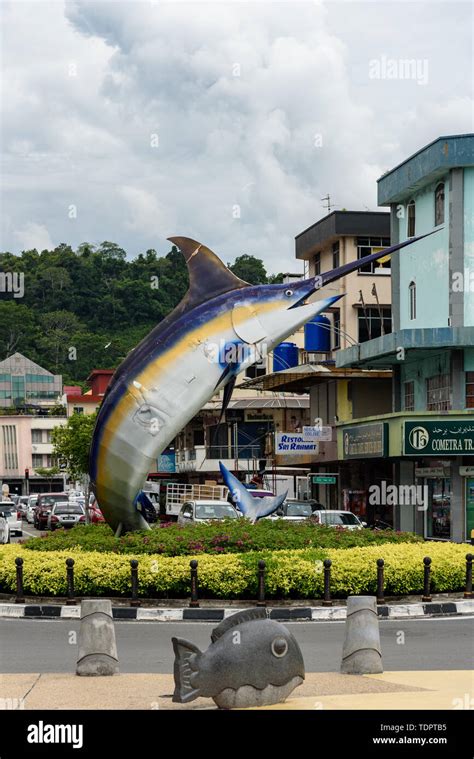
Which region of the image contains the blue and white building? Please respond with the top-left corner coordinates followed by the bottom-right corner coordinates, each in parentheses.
top-left (337, 134), bottom-right (474, 541)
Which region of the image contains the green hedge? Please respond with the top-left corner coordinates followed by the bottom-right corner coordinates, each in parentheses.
top-left (23, 520), bottom-right (423, 556)
top-left (1, 542), bottom-right (467, 599)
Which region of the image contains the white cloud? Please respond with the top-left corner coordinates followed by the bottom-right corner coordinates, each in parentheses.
top-left (15, 222), bottom-right (54, 252)
top-left (1, 0), bottom-right (472, 273)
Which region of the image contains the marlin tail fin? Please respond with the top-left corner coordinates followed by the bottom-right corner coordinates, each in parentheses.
top-left (172, 637), bottom-right (202, 703)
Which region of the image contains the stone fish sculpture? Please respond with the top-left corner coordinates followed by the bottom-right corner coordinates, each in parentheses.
top-left (172, 608), bottom-right (305, 708)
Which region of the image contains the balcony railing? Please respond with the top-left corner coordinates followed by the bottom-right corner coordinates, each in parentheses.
top-left (205, 445), bottom-right (262, 460)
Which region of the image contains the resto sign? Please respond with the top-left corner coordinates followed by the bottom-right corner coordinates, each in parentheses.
top-left (404, 420), bottom-right (474, 456)
top-left (275, 433), bottom-right (318, 455)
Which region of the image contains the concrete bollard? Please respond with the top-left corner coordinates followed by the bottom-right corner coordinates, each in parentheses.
top-left (340, 596), bottom-right (383, 675)
top-left (76, 599), bottom-right (119, 676)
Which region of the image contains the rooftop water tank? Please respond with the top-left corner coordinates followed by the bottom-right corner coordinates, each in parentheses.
top-left (273, 342), bottom-right (299, 372)
top-left (304, 315), bottom-right (331, 353)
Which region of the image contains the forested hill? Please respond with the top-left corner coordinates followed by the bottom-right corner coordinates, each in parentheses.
top-left (0, 242), bottom-right (284, 385)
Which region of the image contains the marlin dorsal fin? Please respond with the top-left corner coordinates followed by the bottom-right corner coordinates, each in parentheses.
top-left (210, 608), bottom-right (268, 643)
top-left (168, 236), bottom-right (249, 308)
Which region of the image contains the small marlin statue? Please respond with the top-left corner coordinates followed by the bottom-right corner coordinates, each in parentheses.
top-left (89, 233), bottom-right (434, 534)
top-left (219, 461), bottom-right (286, 522)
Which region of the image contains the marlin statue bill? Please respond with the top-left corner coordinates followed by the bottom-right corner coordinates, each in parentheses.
top-left (219, 461), bottom-right (287, 522)
top-left (89, 232), bottom-right (435, 535)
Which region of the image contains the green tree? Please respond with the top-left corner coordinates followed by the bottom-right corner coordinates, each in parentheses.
top-left (51, 412), bottom-right (97, 481)
top-left (229, 254), bottom-right (267, 285)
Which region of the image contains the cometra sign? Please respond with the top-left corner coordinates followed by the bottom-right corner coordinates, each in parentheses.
top-left (404, 420), bottom-right (474, 455)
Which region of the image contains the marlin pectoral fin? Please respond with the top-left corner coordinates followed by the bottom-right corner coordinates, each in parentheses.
top-left (217, 374), bottom-right (237, 425)
top-left (168, 236), bottom-right (250, 306)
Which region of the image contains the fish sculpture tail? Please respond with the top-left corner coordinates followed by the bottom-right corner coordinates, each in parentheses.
top-left (172, 638), bottom-right (202, 703)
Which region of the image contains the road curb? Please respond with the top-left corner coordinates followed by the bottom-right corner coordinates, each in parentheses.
top-left (0, 599), bottom-right (472, 621)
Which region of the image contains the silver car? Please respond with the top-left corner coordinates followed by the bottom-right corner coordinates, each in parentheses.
top-left (48, 502), bottom-right (85, 530)
top-left (26, 495), bottom-right (38, 524)
top-left (178, 500), bottom-right (240, 525)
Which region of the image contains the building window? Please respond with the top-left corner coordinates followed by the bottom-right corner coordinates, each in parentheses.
top-left (2, 425), bottom-right (18, 470)
top-left (435, 183), bottom-right (445, 227)
top-left (404, 381), bottom-right (415, 411)
top-left (245, 363), bottom-right (266, 380)
top-left (356, 237), bottom-right (391, 275)
top-left (32, 454), bottom-right (43, 468)
top-left (425, 477), bottom-right (451, 539)
top-left (332, 241), bottom-right (340, 269)
top-left (73, 407), bottom-right (84, 415)
top-left (465, 372), bottom-right (474, 408)
top-left (407, 200), bottom-right (416, 237)
top-left (409, 281), bottom-right (416, 320)
top-left (333, 309), bottom-right (341, 349)
top-left (314, 252), bottom-right (321, 276)
top-left (426, 374), bottom-right (451, 411)
top-left (31, 429), bottom-right (43, 443)
top-left (357, 307), bottom-right (392, 343)
top-left (11, 375), bottom-right (25, 405)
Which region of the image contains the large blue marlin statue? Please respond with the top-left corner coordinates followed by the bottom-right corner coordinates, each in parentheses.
top-left (89, 233), bottom-right (432, 534)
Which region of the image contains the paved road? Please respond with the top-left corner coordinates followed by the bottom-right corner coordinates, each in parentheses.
top-left (10, 522), bottom-right (42, 543)
top-left (1, 616), bottom-right (472, 673)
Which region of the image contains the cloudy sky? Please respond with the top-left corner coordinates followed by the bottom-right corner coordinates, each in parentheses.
top-left (1, 0), bottom-right (472, 272)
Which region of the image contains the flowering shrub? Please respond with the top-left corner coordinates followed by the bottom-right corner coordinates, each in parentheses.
top-left (0, 541), bottom-right (467, 599)
top-left (23, 520), bottom-right (423, 557)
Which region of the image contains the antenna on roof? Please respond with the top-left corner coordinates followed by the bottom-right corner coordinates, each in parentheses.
top-left (321, 194), bottom-right (333, 213)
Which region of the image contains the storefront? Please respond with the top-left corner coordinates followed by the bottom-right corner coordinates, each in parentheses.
top-left (338, 414), bottom-right (474, 541)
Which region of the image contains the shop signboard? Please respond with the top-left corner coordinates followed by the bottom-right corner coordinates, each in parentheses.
top-left (404, 420), bottom-right (474, 456)
top-left (342, 423), bottom-right (388, 459)
top-left (275, 433), bottom-right (318, 455)
top-left (302, 425), bottom-right (332, 442)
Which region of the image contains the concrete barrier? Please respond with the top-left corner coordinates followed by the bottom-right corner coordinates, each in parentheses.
top-left (76, 599), bottom-right (119, 676)
top-left (340, 596), bottom-right (383, 674)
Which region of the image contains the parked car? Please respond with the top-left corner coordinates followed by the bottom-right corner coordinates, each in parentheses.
top-left (311, 510), bottom-right (366, 530)
top-left (48, 502), bottom-right (85, 531)
top-left (26, 494), bottom-right (38, 524)
top-left (88, 505), bottom-right (105, 524)
top-left (178, 500), bottom-right (240, 525)
top-left (269, 499), bottom-right (322, 521)
top-left (0, 512), bottom-right (10, 543)
top-left (34, 492), bottom-right (68, 530)
top-left (16, 496), bottom-right (30, 520)
top-left (0, 501), bottom-right (22, 536)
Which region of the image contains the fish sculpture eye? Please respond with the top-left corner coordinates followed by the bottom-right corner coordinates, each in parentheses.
top-left (284, 289), bottom-right (293, 297)
top-left (271, 637), bottom-right (289, 658)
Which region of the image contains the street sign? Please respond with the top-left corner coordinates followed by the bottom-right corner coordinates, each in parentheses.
top-left (312, 475), bottom-right (336, 484)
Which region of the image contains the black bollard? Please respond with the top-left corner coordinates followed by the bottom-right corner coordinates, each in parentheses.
top-left (376, 558), bottom-right (385, 605)
top-left (190, 560), bottom-right (199, 608)
top-left (66, 558), bottom-right (76, 605)
top-left (130, 559), bottom-right (140, 607)
top-left (256, 560), bottom-right (266, 607)
top-left (15, 557), bottom-right (25, 604)
top-left (464, 554), bottom-right (473, 599)
top-left (322, 559), bottom-right (332, 607)
top-left (422, 556), bottom-right (432, 602)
